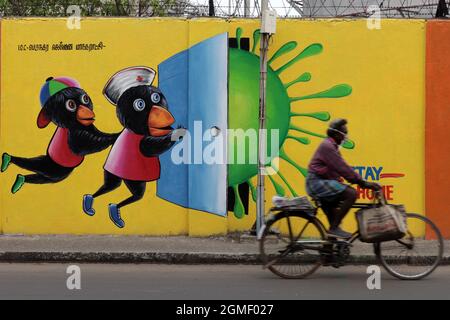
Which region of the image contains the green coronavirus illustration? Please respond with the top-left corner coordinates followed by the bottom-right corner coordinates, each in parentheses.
top-left (228, 27), bottom-right (354, 218)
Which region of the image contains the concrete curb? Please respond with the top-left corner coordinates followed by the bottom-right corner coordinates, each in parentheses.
top-left (0, 251), bottom-right (449, 265)
top-left (0, 252), bottom-right (262, 264)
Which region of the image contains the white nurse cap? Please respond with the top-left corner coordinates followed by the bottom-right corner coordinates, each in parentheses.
top-left (103, 66), bottom-right (156, 106)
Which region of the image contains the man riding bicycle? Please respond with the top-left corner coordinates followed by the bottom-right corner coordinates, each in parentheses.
top-left (306, 118), bottom-right (381, 239)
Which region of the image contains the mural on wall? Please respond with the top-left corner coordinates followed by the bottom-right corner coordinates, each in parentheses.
top-left (0, 19), bottom-right (426, 235)
top-left (225, 27), bottom-right (354, 218)
top-left (0, 28), bottom-right (355, 226)
top-left (1, 77), bottom-right (119, 193)
top-left (83, 67), bottom-right (182, 228)
top-left (157, 28), bottom-right (355, 220)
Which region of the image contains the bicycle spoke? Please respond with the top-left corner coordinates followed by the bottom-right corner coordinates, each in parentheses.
top-left (377, 213), bottom-right (443, 280)
top-left (294, 221), bottom-right (311, 243)
top-left (260, 213), bottom-right (325, 279)
top-left (286, 216), bottom-right (294, 243)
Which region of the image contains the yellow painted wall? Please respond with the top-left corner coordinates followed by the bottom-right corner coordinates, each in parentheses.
top-left (0, 18), bottom-right (426, 236)
top-left (262, 19), bottom-right (426, 235)
top-left (0, 18), bottom-right (191, 235)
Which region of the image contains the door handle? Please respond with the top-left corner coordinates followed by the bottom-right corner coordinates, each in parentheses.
top-left (210, 126), bottom-right (221, 138)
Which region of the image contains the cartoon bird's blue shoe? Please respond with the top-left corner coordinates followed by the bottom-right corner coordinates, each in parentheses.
top-left (83, 194), bottom-right (95, 217)
top-left (109, 204), bottom-right (125, 229)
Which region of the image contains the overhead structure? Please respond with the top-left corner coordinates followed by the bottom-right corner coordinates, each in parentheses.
top-left (303, 0), bottom-right (449, 18)
top-left (178, 0), bottom-right (448, 18)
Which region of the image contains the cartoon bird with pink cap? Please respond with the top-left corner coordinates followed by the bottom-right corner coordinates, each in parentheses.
top-left (1, 77), bottom-right (120, 193)
top-left (82, 67), bottom-right (183, 229)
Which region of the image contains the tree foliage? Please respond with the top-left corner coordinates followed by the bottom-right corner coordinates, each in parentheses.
top-left (0, 0), bottom-right (179, 17)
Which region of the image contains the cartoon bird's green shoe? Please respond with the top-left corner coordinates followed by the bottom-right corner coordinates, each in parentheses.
top-left (1, 153), bottom-right (11, 173)
top-left (11, 174), bottom-right (25, 194)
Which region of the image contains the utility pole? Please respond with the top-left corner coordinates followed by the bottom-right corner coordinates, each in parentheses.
top-left (256, 0), bottom-right (276, 239)
top-left (209, 0), bottom-right (215, 16)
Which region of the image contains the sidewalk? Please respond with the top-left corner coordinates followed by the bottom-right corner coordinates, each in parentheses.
top-left (0, 234), bottom-right (448, 264)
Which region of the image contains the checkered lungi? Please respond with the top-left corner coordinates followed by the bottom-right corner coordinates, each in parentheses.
top-left (306, 172), bottom-right (347, 200)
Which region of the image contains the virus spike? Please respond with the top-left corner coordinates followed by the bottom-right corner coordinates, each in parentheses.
top-left (252, 29), bottom-right (261, 53)
top-left (269, 160), bottom-right (297, 196)
top-left (289, 124), bottom-right (355, 149)
top-left (247, 179), bottom-right (257, 202)
top-left (276, 170), bottom-right (298, 197)
top-left (232, 184), bottom-right (245, 219)
top-left (289, 111), bottom-right (331, 121)
top-left (290, 84), bottom-right (352, 102)
top-left (280, 149), bottom-right (308, 177)
top-left (268, 174), bottom-right (286, 196)
top-left (290, 124), bottom-right (326, 139)
top-left (286, 135), bottom-right (311, 145)
top-left (275, 43), bottom-right (323, 75)
top-left (236, 27), bottom-right (243, 50)
top-left (342, 140), bottom-right (355, 149)
top-left (268, 41), bottom-right (297, 65)
top-left (284, 72), bottom-right (312, 89)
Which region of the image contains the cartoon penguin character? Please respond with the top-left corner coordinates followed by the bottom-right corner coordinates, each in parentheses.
top-left (1, 77), bottom-right (119, 193)
top-left (83, 67), bottom-right (181, 228)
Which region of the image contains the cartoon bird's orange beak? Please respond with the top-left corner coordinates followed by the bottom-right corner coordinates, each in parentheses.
top-left (148, 106), bottom-right (175, 137)
top-left (77, 105), bottom-right (95, 126)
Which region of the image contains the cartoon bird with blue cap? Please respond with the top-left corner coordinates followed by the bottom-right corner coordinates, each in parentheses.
top-left (1, 77), bottom-right (120, 193)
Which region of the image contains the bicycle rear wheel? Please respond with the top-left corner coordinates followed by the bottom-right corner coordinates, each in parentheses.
top-left (260, 211), bottom-right (326, 279)
top-left (376, 213), bottom-right (444, 280)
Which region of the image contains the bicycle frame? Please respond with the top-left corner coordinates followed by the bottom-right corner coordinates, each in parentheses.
top-left (266, 193), bottom-right (392, 255)
top-left (262, 192), bottom-right (443, 280)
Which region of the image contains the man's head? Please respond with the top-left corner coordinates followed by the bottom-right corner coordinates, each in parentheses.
top-left (327, 118), bottom-right (348, 145)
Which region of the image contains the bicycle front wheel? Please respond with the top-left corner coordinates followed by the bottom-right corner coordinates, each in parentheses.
top-left (260, 211), bottom-right (326, 279)
top-left (376, 213), bottom-right (444, 280)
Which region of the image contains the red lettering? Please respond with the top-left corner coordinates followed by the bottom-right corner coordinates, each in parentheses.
top-left (355, 185), bottom-right (395, 201)
top-left (356, 186), bottom-right (365, 199)
top-left (385, 185), bottom-right (394, 201)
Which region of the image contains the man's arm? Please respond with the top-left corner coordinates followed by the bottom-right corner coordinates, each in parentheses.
top-left (322, 144), bottom-right (381, 190)
top-left (322, 143), bottom-right (362, 184)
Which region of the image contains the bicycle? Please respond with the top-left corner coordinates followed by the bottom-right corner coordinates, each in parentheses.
top-left (259, 192), bottom-right (444, 280)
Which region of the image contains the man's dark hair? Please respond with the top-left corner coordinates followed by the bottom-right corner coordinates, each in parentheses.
top-left (327, 118), bottom-right (347, 138)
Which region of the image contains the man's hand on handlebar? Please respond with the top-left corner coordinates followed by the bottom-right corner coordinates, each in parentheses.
top-left (359, 180), bottom-right (382, 191)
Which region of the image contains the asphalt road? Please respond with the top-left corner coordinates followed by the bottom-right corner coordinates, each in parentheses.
top-left (0, 263), bottom-right (449, 300)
